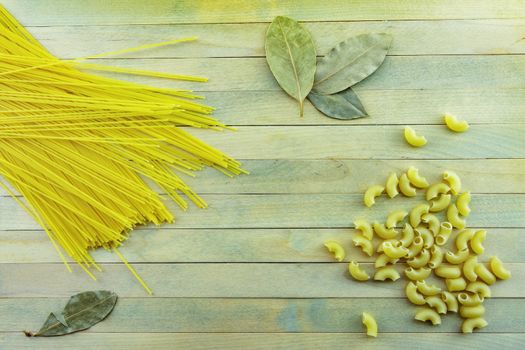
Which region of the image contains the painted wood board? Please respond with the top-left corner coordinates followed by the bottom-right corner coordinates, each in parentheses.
top-left (0, 0), bottom-right (524, 349)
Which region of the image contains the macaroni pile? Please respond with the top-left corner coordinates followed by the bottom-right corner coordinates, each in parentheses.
top-left (0, 6), bottom-right (244, 292)
top-left (325, 167), bottom-right (511, 334)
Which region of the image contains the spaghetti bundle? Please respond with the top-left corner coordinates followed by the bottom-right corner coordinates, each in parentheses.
top-left (0, 6), bottom-right (245, 292)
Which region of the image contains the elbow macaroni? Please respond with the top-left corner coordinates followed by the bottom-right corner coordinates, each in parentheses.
top-left (385, 172), bottom-right (399, 198)
top-left (404, 126), bottom-right (427, 147)
top-left (399, 173), bottom-right (417, 197)
top-left (463, 256), bottom-right (478, 282)
top-left (458, 292), bottom-right (483, 307)
top-left (444, 113), bottom-right (469, 133)
top-left (445, 248), bottom-right (470, 265)
top-left (374, 266), bottom-right (401, 281)
top-left (407, 236), bottom-right (424, 259)
top-left (364, 185), bottom-right (384, 207)
top-left (382, 241), bottom-right (409, 259)
top-left (406, 281), bottom-right (426, 305)
top-left (428, 246), bottom-right (443, 269)
top-left (447, 203), bottom-right (466, 229)
top-left (430, 193), bottom-right (451, 213)
top-left (466, 281), bottom-right (491, 298)
top-left (410, 203), bottom-right (430, 227)
top-left (324, 241), bottom-right (345, 261)
top-left (441, 291), bottom-right (458, 313)
top-left (455, 229), bottom-right (475, 250)
top-left (475, 263), bottom-right (496, 285)
top-left (414, 307), bottom-right (441, 325)
top-left (407, 166), bottom-right (429, 188)
top-left (348, 261), bottom-right (370, 281)
top-left (405, 267), bottom-right (431, 281)
top-left (353, 234), bottom-right (374, 257)
top-left (456, 192), bottom-right (471, 216)
top-left (362, 312), bottom-right (378, 337)
top-left (443, 171), bottom-right (461, 195)
top-left (415, 227), bottom-right (434, 249)
top-left (417, 280), bottom-right (441, 296)
top-left (373, 222), bottom-right (398, 240)
top-left (421, 213), bottom-right (440, 235)
top-left (461, 318), bottom-right (487, 333)
top-left (470, 230), bottom-right (486, 255)
top-left (400, 223), bottom-right (415, 247)
top-left (490, 256), bottom-right (511, 280)
top-left (426, 182), bottom-right (450, 200)
top-left (435, 264), bottom-right (461, 279)
top-left (435, 222), bottom-right (453, 246)
top-left (354, 219), bottom-right (374, 240)
top-left (460, 305), bottom-right (485, 319)
top-left (386, 210), bottom-right (408, 229)
top-left (375, 253), bottom-right (398, 268)
top-left (446, 277), bottom-right (467, 292)
top-left (407, 249), bottom-right (430, 268)
top-left (425, 295), bottom-right (447, 314)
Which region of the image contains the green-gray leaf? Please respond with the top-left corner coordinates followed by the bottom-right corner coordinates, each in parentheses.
top-left (313, 33), bottom-right (392, 95)
top-left (25, 290), bottom-right (117, 337)
top-left (265, 16), bottom-right (316, 116)
top-left (308, 88), bottom-right (368, 120)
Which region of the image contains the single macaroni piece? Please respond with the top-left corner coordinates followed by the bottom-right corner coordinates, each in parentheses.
top-left (377, 239), bottom-right (397, 253)
top-left (456, 192), bottom-right (471, 216)
top-left (447, 203), bottom-right (466, 229)
top-left (405, 267), bottom-right (431, 281)
top-left (463, 256), bottom-right (478, 282)
top-left (470, 230), bottom-right (486, 255)
top-left (362, 312), bottom-right (378, 337)
top-left (399, 173), bottom-right (417, 197)
top-left (406, 281), bottom-right (426, 305)
top-left (458, 292), bottom-right (484, 306)
top-left (428, 246), bottom-right (444, 269)
top-left (324, 241), bottom-right (345, 261)
top-left (364, 185), bottom-right (385, 207)
top-left (415, 227), bottom-right (434, 249)
top-left (461, 317), bottom-right (488, 334)
top-left (375, 253), bottom-right (398, 268)
top-left (400, 223), bottom-right (415, 247)
top-left (348, 261), bottom-right (370, 281)
top-left (430, 194), bottom-right (451, 213)
top-left (426, 182), bottom-right (450, 200)
top-left (354, 219), bottom-right (374, 240)
top-left (489, 256), bottom-right (511, 280)
top-left (404, 126), bottom-right (427, 147)
top-left (407, 166), bottom-right (429, 188)
top-left (444, 113), bottom-right (469, 133)
top-left (474, 263), bottom-right (496, 285)
top-left (445, 248), bottom-right (470, 264)
top-left (421, 213), bottom-right (440, 235)
top-left (425, 295), bottom-right (447, 314)
top-left (460, 305), bottom-right (485, 319)
top-left (455, 229), bottom-right (475, 250)
top-left (441, 291), bottom-right (459, 313)
top-left (443, 171), bottom-right (461, 195)
top-left (386, 210), bottom-right (408, 229)
top-left (407, 236), bottom-right (424, 259)
top-left (407, 249), bottom-right (430, 268)
top-left (414, 307), bottom-right (441, 325)
top-left (410, 203), bottom-right (430, 227)
top-left (435, 222), bottom-right (453, 246)
top-left (446, 277), bottom-right (467, 292)
top-left (373, 222), bottom-right (398, 240)
top-left (374, 266), bottom-right (401, 281)
top-left (353, 234), bottom-right (374, 257)
top-left (385, 172), bottom-right (399, 198)
top-left (466, 281), bottom-right (491, 298)
top-left (435, 264), bottom-right (462, 279)
top-left (382, 241), bottom-right (409, 259)
top-left (417, 280), bottom-right (441, 296)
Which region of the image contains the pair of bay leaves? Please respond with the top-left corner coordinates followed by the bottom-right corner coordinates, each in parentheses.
top-left (265, 16), bottom-right (392, 119)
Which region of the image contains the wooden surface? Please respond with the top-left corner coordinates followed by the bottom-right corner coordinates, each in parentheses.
top-left (1, 0), bottom-right (524, 349)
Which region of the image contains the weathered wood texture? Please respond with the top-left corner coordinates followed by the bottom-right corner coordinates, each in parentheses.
top-left (0, 1), bottom-right (524, 349)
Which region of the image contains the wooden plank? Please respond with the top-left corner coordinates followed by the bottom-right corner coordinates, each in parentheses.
top-left (205, 90), bottom-right (525, 125)
top-left (27, 20), bottom-right (525, 58)
top-left (0, 193), bottom-right (523, 230)
top-left (193, 125), bottom-right (525, 160)
top-left (1, 228), bottom-right (521, 264)
top-left (80, 56), bottom-right (525, 92)
top-left (2, 332), bottom-right (524, 350)
top-left (3, 0), bottom-right (524, 25)
top-left (0, 263), bottom-right (521, 297)
top-left (3, 159), bottom-right (524, 196)
top-left (1, 298), bottom-right (524, 332)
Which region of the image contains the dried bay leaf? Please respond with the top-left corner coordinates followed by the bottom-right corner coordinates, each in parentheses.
top-left (25, 290), bottom-right (117, 337)
top-left (265, 16), bottom-right (316, 116)
top-left (308, 88), bottom-right (368, 120)
top-left (313, 33), bottom-right (392, 95)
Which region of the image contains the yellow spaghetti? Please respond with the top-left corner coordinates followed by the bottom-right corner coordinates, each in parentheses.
top-left (0, 6), bottom-right (245, 293)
